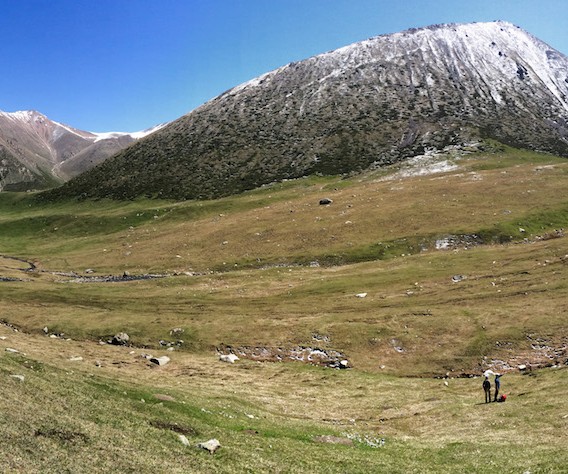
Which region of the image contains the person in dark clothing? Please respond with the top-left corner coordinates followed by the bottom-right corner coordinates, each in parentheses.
top-left (494, 374), bottom-right (502, 402)
top-left (483, 376), bottom-right (491, 403)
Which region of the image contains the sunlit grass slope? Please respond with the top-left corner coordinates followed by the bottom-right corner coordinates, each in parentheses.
top-left (1, 145), bottom-right (567, 471)
top-left (1, 146), bottom-right (567, 374)
top-left (1, 329), bottom-right (566, 473)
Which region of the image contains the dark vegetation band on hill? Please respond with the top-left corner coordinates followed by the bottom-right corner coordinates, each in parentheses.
top-left (40, 21), bottom-right (568, 202)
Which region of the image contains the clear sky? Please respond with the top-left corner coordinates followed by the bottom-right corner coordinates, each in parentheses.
top-left (1, 0), bottom-right (566, 132)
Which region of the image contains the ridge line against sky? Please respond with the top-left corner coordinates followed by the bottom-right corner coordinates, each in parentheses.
top-left (1, 0), bottom-right (567, 133)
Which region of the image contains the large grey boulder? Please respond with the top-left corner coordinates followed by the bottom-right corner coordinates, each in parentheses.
top-left (111, 332), bottom-right (130, 345)
top-left (150, 356), bottom-right (170, 366)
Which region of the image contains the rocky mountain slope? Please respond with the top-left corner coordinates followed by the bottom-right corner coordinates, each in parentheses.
top-left (45, 21), bottom-right (568, 200)
top-left (0, 110), bottom-right (163, 191)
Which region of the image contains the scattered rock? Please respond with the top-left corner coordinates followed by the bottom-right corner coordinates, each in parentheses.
top-left (0, 336), bottom-right (7, 340)
top-left (219, 353), bottom-right (239, 363)
top-left (170, 327), bottom-right (184, 336)
top-left (355, 292), bottom-right (367, 298)
top-left (179, 434), bottom-right (190, 446)
top-left (10, 374), bottom-right (25, 382)
top-left (85, 268), bottom-right (95, 274)
top-left (313, 435), bottom-right (353, 445)
top-left (452, 274), bottom-right (466, 283)
top-left (43, 326), bottom-right (49, 334)
top-left (5, 348), bottom-right (20, 353)
top-left (319, 198), bottom-right (333, 205)
top-left (220, 345), bottom-right (350, 368)
top-left (198, 438), bottom-right (221, 454)
top-left (111, 332), bottom-right (130, 345)
top-left (69, 356), bottom-right (83, 362)
top-left (312, 333), bottom-right (330, 343)
top-left (150, 356), bottom-right (170, 366)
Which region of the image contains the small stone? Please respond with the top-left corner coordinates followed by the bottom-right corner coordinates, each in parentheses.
top-left (179, 434), bottom-right (190, 446)
top-left (198, 438), bottom-right (221, 454)
top-left (0, 336), bottom-right (7, 340)
top-left (319, 198), bottom-right (333, 205)
top-left (43, 326), bottom-right (49, 334)
top-left (10, 374), bottom-right (25, 382)
top-left (69, 356), bottom-right (83, 362)
top-left (355, 292), bottom-right (367, 298)
top-left (5, 348), bottom-right (19, 353)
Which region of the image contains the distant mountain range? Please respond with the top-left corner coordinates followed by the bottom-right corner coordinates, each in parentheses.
top-left (27, 21), bottom-right (568, 199)
top-left (0, 110), bottom-right (164, 191)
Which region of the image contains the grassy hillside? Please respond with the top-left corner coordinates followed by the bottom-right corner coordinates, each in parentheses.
top-left (1, 329), bottom-right (566, 473)
top-left (1, 145), bottom-right (567, 471)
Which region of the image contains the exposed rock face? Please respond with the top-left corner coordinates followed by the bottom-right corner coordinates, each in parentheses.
top-left (46, 21), bottom-right (568, 201)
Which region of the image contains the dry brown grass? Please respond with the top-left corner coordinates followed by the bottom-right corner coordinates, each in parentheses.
top-left (2, 145), bottom-right (568, 471)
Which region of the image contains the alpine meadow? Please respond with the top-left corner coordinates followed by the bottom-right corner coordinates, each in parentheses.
top-left (1, 20), bottom-right (567, 473)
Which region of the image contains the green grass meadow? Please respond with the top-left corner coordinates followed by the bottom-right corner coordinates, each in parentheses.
top-left (1, 147), bottom-right (567, 471)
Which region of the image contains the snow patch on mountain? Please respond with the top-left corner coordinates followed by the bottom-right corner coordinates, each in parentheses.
top-left (91, 122), bottom-right (168, 142)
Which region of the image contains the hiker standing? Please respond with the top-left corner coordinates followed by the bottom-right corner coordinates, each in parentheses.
top-left (494, 374), bottom-right (502, 402)
top-left (482, 376), bottom-right (491, 403)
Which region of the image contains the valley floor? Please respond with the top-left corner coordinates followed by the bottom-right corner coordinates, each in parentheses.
top-left (1, 146), bottom-right (568, 471)
top-left (1, 322), bottom-right (567, 473)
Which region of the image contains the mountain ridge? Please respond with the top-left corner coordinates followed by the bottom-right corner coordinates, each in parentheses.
top-left (0, 109), bottom-right (164, 191)
top-left (39, 21), bottom-right (568, 200)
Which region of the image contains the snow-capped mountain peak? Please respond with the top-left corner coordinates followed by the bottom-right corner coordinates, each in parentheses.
top-left (0, 109), bottom-right (167, 190)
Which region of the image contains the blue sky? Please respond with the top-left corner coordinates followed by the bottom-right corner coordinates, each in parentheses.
top-left (1, 0), bottom-right (567, 132)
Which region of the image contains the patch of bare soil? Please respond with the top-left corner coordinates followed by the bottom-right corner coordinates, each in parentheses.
top-left (34, 428), bottom-right (90, 445)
